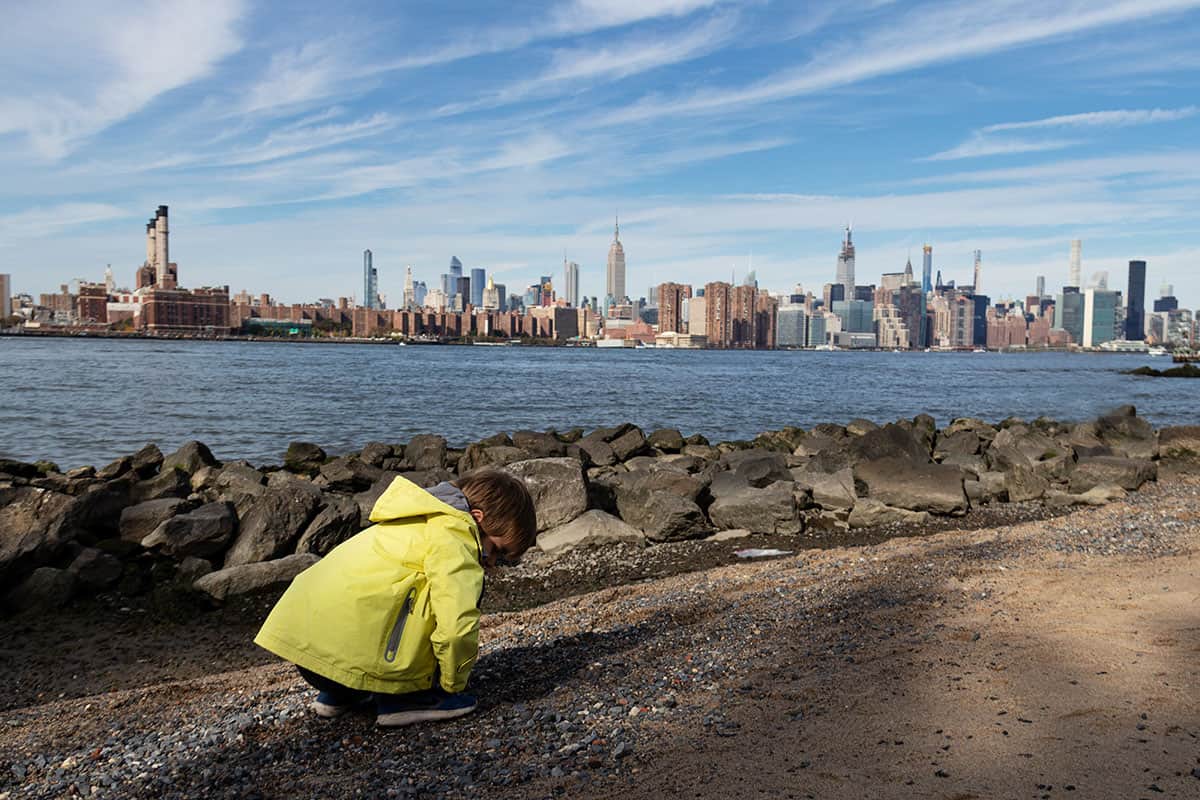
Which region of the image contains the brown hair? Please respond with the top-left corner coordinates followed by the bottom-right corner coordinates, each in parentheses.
top-left (455, 468), bottom-right (537, 556)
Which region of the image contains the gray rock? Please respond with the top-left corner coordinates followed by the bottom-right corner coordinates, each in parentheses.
top-left (295, 495), bottom-right (362, 556)
top-left (848, 499), bottom-right (929, 529)
top-left (4, 567), bottom-right (76, 613)
top-left (1045, 485), bottom-right (1127, 508)
top-left (845, 418), bottom-right (879, 437)
top-left (458, 445), bottom-right (532, 475)
top-left (848, 423), bottom-right (929, 465)
top-left (1095, 411), bottom-right (1158, 460)
top-left (934, 430), bottom-right (981, 459)
top-left (130, 443), bottom-right (164, 477)
top-left (398, 468), bottom-right (453, 488)
top-left (359, 442), bottom-right (394, 468)
top-left (283, 441), bottom-right (326, 473)
top-left (95, 455), bottom-right (133, 481)
top-left (853, 458), bottom-right (967, 515)
top-left (160, 441), bottom-right (217, 475)
top-left (707, 528), bottom-right (752, 541)
top-left (610, 428), bottom-right (650, 462)
top-left (647, 428), bottom-right (686, 452)
top-left (504, 458), bottom-right (587, 531)
top-left (793, 467), bottom-right (857, 510)
top-left (67, 547), bottom-right (124, 590)
top-left (537, 510), bottom-right (647, 555)
top-left (130, 468), bottom-right (190, 503)
top-left (175, 556), bottom-right (214, 585)
top-left (316, 457), bottom-right (383, 493)
top-left (938, 453), bottom-right (988, 479)
top-left (1069, 456), bottom-right (1157, 493)
top-left (0, 486), bottom-right (80, 577)
top-left (681, 443), bottom-right (720, 461)
top-left (753, 427), bottom-right (808, 453)
top-left (719, 449), bottom-right (792, 488)
top-left (573, 437), bottom-right (617, 467)
top-left (808, 509), bottom-right (850, 532)
top-left (945, 417), bottom-right (998, 441)
top-left (512, 431), bottom-right (567, 458)
top-left (193, 554), bottom-right (319, 601)
top-left (617, 468), bottom-right (705, 503)
top-left (224, 483), bottom-right (322, 567)
top-left (405, 434), bottom-right (448, 471)
top-left (1004, 465), bottom-right (1048, 502)
top-left (1159, 426), bottom-right (1200, 459)
top-left (708, 481), bottom-right (802, 534)
top-left (212, 462), bottom-right (267, 517)
top-left (142, 501), bottom-right (238, 558)
top-left (617, 489), bottom-right (711, 541)
top-left (965, 471), bottom-right (1008, 504)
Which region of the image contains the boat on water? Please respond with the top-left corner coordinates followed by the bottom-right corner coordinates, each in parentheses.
top-left (972, 347), bottom-right (987, 353)
top-left (1147, 346), bottom-right (1168, 356)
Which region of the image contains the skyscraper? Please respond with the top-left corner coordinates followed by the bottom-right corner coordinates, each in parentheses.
top-left (1125, 260), bottom-right (1146, 341)
top-left (0, 273), bottom-right (11, 321)
top-left (403, 266), bottom-right (415, 309)
top-left (362, 250), bottom-right (378, 309)
top-left (1036, 275), bottom-right (1045, 299)
top-left (1069, 240), bottom-right (1082, 287)
top-left (973, 250), bottom-right (982, 292)
top-left (606, 217), bottom-right (626, 301)
top-left (563, 259), bottom-right (580, 307)
top-left (921, 245), bottom-right (933, 294)
top-left (657, 282), bottom-right (692, 334)
top-left (470, 268), bottom-right (485, 308)
top-left (835, 226), bottom-right (855, 296)
top-left (443, 256), bottom-right (463, 297)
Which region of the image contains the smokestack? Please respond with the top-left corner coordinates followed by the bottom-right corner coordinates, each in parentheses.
top-left (146, 221), bottom-right (156, 266)
top-left (155, 206), bottom-right (169, 287)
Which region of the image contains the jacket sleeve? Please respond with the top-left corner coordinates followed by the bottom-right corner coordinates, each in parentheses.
top-left (424, 523), bottom-right (484, 693)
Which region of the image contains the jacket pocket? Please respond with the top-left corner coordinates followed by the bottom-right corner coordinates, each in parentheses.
top-left (383, 588), bottom-right (416, 663)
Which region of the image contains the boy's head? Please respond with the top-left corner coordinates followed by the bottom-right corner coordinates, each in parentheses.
top-left (455, 469), bottom-right (537, 566)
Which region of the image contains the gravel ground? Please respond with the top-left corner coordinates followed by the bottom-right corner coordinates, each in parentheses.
top-left (1, 468), bottom-right (1197, 799)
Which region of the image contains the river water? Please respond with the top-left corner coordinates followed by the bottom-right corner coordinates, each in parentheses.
top-left (0, 337), bottom-right (1192, 468)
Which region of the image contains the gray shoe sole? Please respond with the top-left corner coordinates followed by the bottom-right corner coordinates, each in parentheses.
top-left (376, 705), bottom-right (476, 727)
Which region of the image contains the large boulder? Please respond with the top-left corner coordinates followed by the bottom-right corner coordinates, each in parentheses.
top-left (0, 486), bottom-right (80, 578)
top-left (119, 497), bottom-right (189, 543)
top-left (965, 471), bottom-right (1008, 505)
top-left (647, 428), bottom-right (686, 453)
top-left (458, 445), bottom-right (532, 475)
top-left (161, 441), bottom-right (218, 475)
top-left (1069, 456), bottom-right (1157, 493)
top-left (193, 554), bottom-right (319, 602)
top-left (945, 417), bottom-right (998, 442)
top-left (129, 443), bottom-right (164, 477)
top-left (1095, 409), bottom-right (1158, 460)
top-left (719, 449), bottom-right (792, 488)
top-left (793, 468), bottom-right (857, 510)
top-left (1004, 465), bottom-right (1048, 502)
top-left (67, 547), bottom-right (124, 591)
top-left (3, 567), bottom-right (76, 614)
top-left (707, 481), bottom-right (802, 534)
top-left (130, 468), bottom-right (191, 503)
top-left (295, 495), bottom-right (362, 556)
top-left (610, 428), bottom-right (650, 462)
top-left (405, 435), bottom-right (448, 471)
top-left (848, 423), bottom-right (930, 465)
top-left (933, 430), bottom-right (981, 460)
top-left (141, 501), bottom-right (238, 558)
top-left (316, 457), bottom-right (383, 493)
top-left (537, 510), bottom-right (647, 556)
top-left (224, 483), bottom-right (322, 567)
top-left (284, 441), bottom-right (327, 474)
top-left (853, 458), bottom-right (967, 515)
top-left (617, 489), bottom-right (710, 541)
top-left (212, 462), bottom-right (267, 516)
top-left (573, 437), bottom-right (617, 467)
top-left (848, 499), bottom-right (929, 529)
top-left (511, 431), bottom-right (567, 458)
top-left (504, 458), bottom-right (587, 531)
top-left (359, 442), bottom-right (395, 468)
top-left (1159, 426), bottom-right (1200, 459)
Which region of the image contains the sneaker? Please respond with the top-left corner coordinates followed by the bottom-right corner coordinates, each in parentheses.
top-left (311, 690), bottom-right (370, 719)
top-left (375, 689), bottom-right (477, 727)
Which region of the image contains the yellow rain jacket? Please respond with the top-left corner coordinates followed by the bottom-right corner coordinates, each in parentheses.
top-left (254, 476), bottom-right (484, 694)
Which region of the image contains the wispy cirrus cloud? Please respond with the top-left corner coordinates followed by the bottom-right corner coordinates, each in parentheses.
top-left (924, 106), bottom-right (1198, 160)
top-left (0, 0), bottom-right (245, 159)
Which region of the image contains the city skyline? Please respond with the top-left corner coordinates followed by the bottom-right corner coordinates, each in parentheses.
top-left (3, 1), bottom-right (1200, 304)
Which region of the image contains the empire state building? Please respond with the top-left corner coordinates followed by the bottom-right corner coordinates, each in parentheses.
top-left (606, 217), bottom-right (626, 301)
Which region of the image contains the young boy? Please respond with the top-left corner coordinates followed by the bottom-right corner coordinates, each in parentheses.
top-left (254, 468), bottom-right (537, 727)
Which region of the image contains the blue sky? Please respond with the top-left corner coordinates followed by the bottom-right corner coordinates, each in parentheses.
top-left (2, 0), bottom-right (1200, 307)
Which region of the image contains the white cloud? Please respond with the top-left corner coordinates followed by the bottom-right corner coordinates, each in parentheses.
top-left (983, 106), bottom-right (1199, 132)
top-left (921, 135), bottom-right (1082, 161)
top-left (0, 203), bottom-right (126, 240)
top-left (0, 0), bottom-right (245, 159)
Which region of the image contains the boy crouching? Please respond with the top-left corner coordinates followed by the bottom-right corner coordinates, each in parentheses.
top-left (255, 468), bottom-right (536, 726)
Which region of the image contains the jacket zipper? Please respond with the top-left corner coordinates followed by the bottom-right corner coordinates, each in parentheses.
top-left (383, 589), bottom-right (416, 663)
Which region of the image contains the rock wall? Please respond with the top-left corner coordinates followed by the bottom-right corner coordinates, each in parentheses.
top-left (2, 409), bottom-right (1194, 614)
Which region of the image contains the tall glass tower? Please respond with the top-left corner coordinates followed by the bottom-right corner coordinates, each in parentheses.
top-left (921, 245), bottom-right (933, 294)
top-left (363, 249), bottom-right (378, 309)
top-left (1125, 260), bottom-right (1146, 340)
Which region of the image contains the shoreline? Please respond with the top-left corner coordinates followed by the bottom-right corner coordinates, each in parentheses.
top-left (0, 327), bottom-right (1170, 354)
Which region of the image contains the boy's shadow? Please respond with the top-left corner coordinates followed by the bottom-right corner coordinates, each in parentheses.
top-left (469, 610), bottom-right (673, 707)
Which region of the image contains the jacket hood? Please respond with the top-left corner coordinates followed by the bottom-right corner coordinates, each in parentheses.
top-left (369, 476), bottom-right (476, 526)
